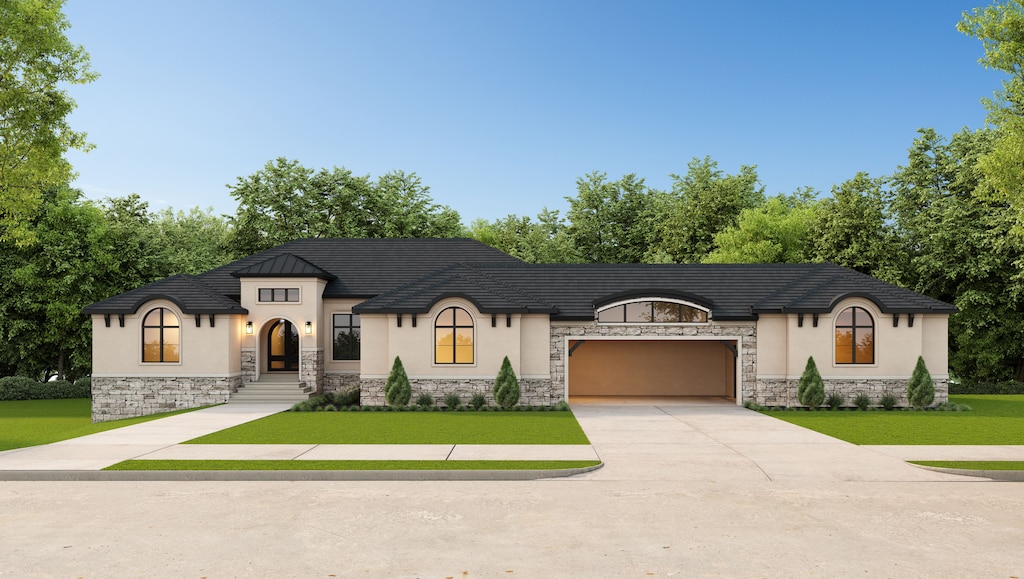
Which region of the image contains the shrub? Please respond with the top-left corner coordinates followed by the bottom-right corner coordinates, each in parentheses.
top-left (934, 402), bottom-right (972, 411)
top-left (879, 392), bottom-right (897, 410)
top-left (0, 376), bottom-right (91, 401)
top-left (907, 356), bottom-right (935, 409)
top-left (853, 392), bottom-right (870, 411)
top-left (493, 356), bottom-right (520, 409)
top-left (554, 400), bottom-right (570, 411)
top-left (330, 388), bottom-right (360, 407)
top-left (443, 392), bottom-right (461, 409)
top-left (73, 376), bottom-right (92, 393)
top-left (415, 392), bottom-right (434, 408)
top-left (323, 404), bottom-right (337, 412)
top-left (951, 380), bottom-right (1024, 395)
top-left (796, 356), bottom-right (825, 409)
top-left (469, 392), bottom-right (487, 410)
top-left (743, 400), bottom-right (768, 411)
top-left (384, 356), bottom-right (411, 406)
top-left (824, 390), bottom-right (844, 410)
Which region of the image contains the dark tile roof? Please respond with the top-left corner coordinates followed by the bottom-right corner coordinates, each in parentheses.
top-left (84, 238), bottom-right (956, 319)
top-left (83, 275), bottom-right (248, 315)
top-left (231, 253), bottom-right (336, 280)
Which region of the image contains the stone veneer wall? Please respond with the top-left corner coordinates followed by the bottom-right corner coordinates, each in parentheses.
top-left (360, 378), bottom-right (553, 407)
top-left (323, 372), bottom-right (361, 394)
top-left (300, 349), bottom-right (325, 394)
top-left (91, 376), bottom-right (243, 422)
top-left (241, 349), bottom-right (257, 384)
top-left (550, 321), bottom-right (757, 400)
top-left (751, 377), bottom-right (949, 408)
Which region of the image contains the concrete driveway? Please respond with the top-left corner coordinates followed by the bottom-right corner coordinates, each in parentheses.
top-left (570, 396), bottom-right (973, 482)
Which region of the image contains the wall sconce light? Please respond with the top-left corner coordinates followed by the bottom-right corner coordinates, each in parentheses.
top-left (245, 321), bottom-right (253, 334)
top-left (304, 321), bottom-right (313, 334)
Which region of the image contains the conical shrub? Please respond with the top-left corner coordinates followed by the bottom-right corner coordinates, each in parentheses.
top-left (907, 356), bottom-right (935, 408)
top-left (493, 356), bottom-right (520, 409)
top-left (797, 356), bottom-right (825, 409)
top-left (384, 356), bottom-right (411, 406)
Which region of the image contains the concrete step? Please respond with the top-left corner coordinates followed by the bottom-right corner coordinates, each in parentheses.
top-left (238, 382), bottom-right (312, 392)
top-left (229, 381), bottom-right (312, 404)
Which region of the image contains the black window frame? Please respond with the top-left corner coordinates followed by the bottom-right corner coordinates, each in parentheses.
top-left (142, 307), bottom-right (180, 363)
top-left (596, 300), bottom-right (708, 324)
top-left (259, 288), bottom-right (300, 303)
top-left (332, 313), bottom-right (361, 361)
top-left (835, 306), bottom-right (875, 365)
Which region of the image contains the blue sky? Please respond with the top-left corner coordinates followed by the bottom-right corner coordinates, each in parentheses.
top-left (63, 0), bottom-right (997, 223)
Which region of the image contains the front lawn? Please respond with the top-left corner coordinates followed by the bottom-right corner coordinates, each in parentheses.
top-left (185, 411), bottom-right (590, 445)
top-left (105, 459), bottom-right (601, 471)
top-left (763, 395), bottom-right (1024, 445)
top-left (0, 399), bottom-right (203, 451)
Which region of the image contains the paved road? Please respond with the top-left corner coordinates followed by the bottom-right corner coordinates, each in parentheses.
top-left (2, 398), bottom-right (1022, 577)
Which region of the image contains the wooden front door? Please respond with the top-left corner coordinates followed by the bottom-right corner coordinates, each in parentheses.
top-left (267, 319), bottom-right (299, 372)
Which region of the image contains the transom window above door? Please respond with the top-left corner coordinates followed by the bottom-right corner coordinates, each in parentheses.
top-left (596, 299), bottom-right (709, 324)
top-left (259, 288), bottom-right (299, 302)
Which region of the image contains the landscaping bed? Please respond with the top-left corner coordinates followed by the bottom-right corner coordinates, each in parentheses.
top-left (758, 395), bottom-right (1024, 445)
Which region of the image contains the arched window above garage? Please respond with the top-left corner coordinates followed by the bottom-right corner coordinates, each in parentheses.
top-left (596, 299), bottom-right (709, 324)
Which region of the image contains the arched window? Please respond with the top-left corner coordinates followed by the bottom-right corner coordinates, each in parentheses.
top-left (597, 300), bottom-right (708, 324)
top-left (142, 308), bottom-right (180, 363)
top-left (835, 307), bottom-right (874, 364)
top-left (435, 307), bottom-right (474, 364)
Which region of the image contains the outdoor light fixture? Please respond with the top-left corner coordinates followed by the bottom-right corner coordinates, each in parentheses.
top-left (304, 321), bottom-right (313, 334)
top-left (245, 321), bottom-right (253, 334)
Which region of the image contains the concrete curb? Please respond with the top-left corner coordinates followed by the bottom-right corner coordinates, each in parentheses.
top-left (911, 464), bottom-right (1024, 482)
top-left (0, 463), bottom-right (603, 482)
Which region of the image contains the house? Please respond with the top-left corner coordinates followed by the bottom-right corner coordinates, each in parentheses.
top-left (84, 238), bottom-right (955, 421)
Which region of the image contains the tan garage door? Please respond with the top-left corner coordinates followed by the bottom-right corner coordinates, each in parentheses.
top-left (567, 339), bottom-right (736, 397)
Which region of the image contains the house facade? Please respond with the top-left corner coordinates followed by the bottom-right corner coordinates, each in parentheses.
top-left (85, 239), bottom-right (955, 421)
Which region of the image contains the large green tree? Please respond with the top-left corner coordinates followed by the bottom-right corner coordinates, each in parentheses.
top-left (467, 208), bottom-right (579, 264)
top-left (704, 190), bottom-right (817, 264)
top-left (809, 172), bottom-right (894, 278)
top-left (649, 157), bottom-right (764, 263)
top-left (565, 172), bottom-right (662, 264)
top-left (959, 0), bottom-right (1024, 236)
top-left (227, 158), bottom-right (462, 255)
top-left (0, 0), bottom-right (97, 247)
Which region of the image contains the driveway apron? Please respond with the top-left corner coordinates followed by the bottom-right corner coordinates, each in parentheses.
top-left (569, 397), bottom-right (975, 482)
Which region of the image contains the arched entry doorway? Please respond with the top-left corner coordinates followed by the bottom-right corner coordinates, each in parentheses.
top-left (267, 319), bottom-right (299, 372)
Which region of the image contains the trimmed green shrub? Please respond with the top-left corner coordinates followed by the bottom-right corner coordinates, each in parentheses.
top-left (469, 392), bottom-right (487, 410)
top-left (0, 376), bottom-right (91, 400)
top-left (796, 357), bottom-right (825, 409)
top-left (493, 356), bottom-right (520, 409)
top-left (853, 392), bottom-right (870, 411)
top-left (443, 392), bottom-right (461, 409)
top-left (907, 356), bottom-right (935, 409)
top-left (824, 390), bottom-right (844, 410)
top-left (951, 380), bottom-right (1024, 395)
top-left (331, 388), bottom-right (360, 407)
top-left (554, 400), bottom-right (570, 411)
top-left (384, 356), bottom-right (411, 406)
top-left (879, 392), bottom-right (897, 410)
top-left (415, 392), bottom-right (434, 408)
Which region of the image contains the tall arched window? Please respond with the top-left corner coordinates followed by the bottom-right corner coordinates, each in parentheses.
top-left (835, 307), bottom-right (874, 364)
top-left (142, 308), bottom-right (180, 362)
top-left (435, 307), bottom-right (474, 364)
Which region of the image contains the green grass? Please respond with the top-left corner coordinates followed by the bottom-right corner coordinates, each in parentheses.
top-left (185, 411), bottom-right (590, 445)
top-left (910, 461), bottom-right (1024, 471)
top-left (104, 459), bottom-right (601, 471)
top-left (0, 399), bottom-right (205, 451)
top-left (763, 395), bottom-right (1024, 445)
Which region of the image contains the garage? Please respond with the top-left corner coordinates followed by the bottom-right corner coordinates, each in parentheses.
top-left (567, 338), bottom-right (737, 398)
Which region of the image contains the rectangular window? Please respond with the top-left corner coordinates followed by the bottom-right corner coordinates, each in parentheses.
top-left (332, 314), bottom-right (361, 360)
top-left (259, 288), bottom-right (300, 302)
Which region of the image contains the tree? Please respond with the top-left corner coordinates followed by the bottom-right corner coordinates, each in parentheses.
top-left (227, 158), bottom-right (463, 255)
top-left (384, 356), bottom-right (411, 406)
top-left (809, 173), bottom-right (894, 278)
top-left (958, 1), bottom-right (1024, 236)
top-left (797, 356), bottom-right (825, 409)
top-left (493, 356), bottom-right (520, 409)
top-left (566, 172), bottom-right (661, 263)
top-left (888, 128), bottom-right (1024, 383)
top-left (650, 157), bottom-right (764, 263)
top-left (704, 190), bottom-right (817, 264)
top-left (152, 207), bottom-right (234, 275)
top-left (468, 208), bottom-right (580, 264)
top-left (907, 356), bottom-right (935, 408)
top-left (0, 0), bottom-right (97, 247)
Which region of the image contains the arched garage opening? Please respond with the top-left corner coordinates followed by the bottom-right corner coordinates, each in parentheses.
top-left (566, 337), bottom-right (739, 399)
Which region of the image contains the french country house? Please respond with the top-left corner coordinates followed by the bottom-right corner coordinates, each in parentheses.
top-left (84, 238), bottom-right (955, 421)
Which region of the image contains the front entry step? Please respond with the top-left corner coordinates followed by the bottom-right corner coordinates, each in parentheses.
top-left (229, 377), bottom-right (312, 404)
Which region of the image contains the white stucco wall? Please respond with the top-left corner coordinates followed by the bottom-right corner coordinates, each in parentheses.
top-left (358, 298), bottom-right (550, 380)
top-left (755, 298), bottom-right (950, 381)
top-left (91, 299), bottom-right (243, 377)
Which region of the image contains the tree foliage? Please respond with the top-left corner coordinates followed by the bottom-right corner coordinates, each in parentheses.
top-left (704, 190), bottom-right (817, 264)
top-left (227, 158), bottom-right (463, 255)
top-left (0, 0), bottom-right (97, 247)
top-left (566, 172), bottom-right (662, 264)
